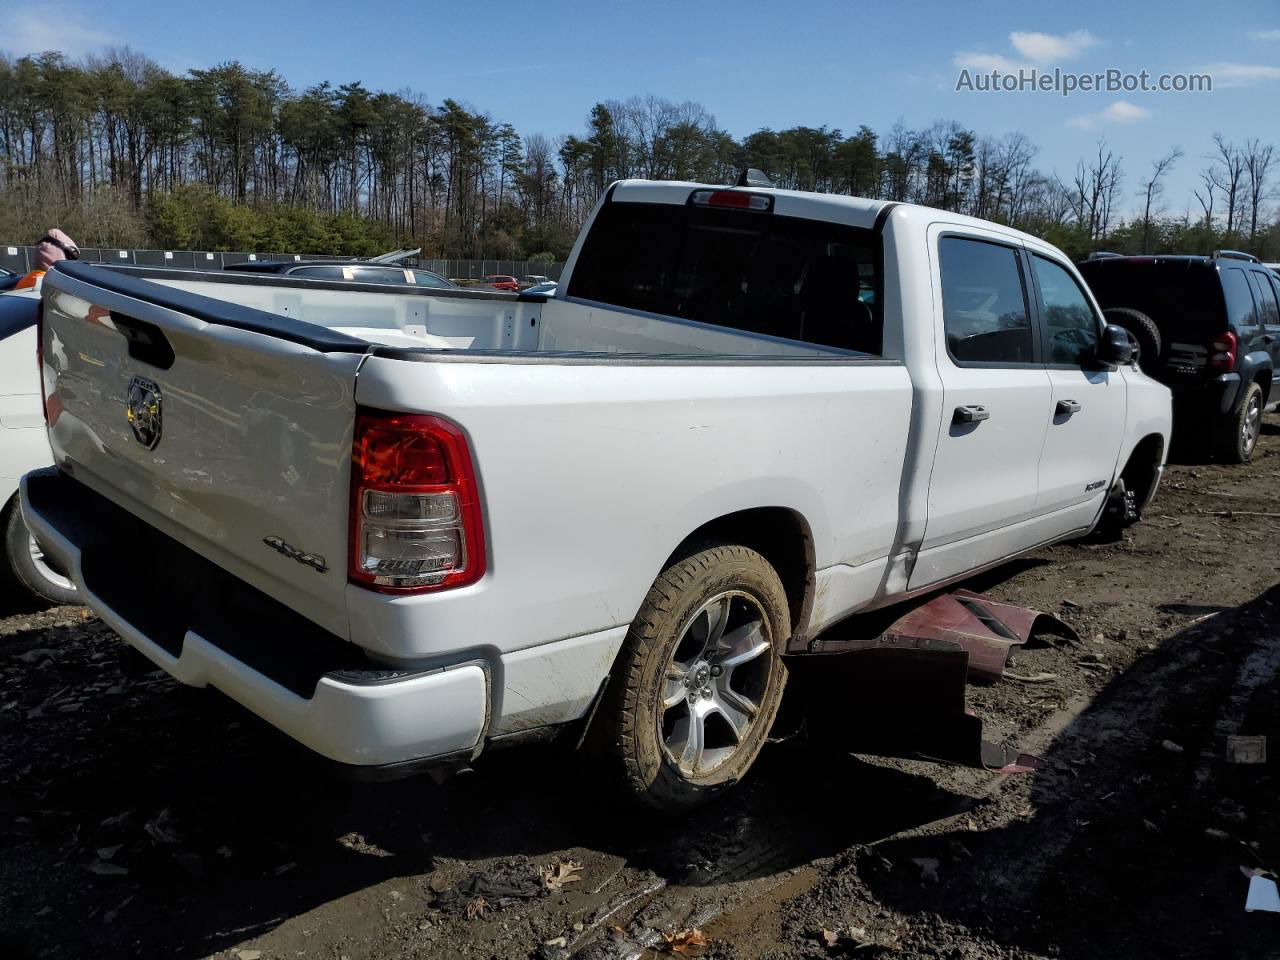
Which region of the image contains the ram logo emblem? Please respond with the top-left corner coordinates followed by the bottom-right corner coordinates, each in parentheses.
top-left (125, 376), bottom-right (163, 450)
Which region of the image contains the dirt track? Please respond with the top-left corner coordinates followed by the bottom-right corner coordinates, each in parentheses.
top-left (3, 418), bottom-right (1280, 959)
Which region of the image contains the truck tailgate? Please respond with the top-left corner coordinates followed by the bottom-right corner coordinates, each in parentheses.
top-left (41, 266), bottom-right (368, 638)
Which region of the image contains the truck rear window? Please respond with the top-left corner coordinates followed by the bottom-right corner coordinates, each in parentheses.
top-left (567, 200), bottom-right (883, 354)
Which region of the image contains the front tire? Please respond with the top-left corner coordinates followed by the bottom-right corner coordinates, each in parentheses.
top-left (3, 496), bottom-right (78, 606)
top-left (1216, 380), bottom-right (1263, 464)
top-left (601, 543), bottom-right (790, 813)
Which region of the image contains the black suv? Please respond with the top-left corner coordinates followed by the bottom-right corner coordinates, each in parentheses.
top-left (1078, 251), bottom-right (1280, 462)
top-left (225, 259), bottom-right (454, 288)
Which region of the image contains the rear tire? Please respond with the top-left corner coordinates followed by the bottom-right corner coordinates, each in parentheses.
top-left (1215, 380), bottom-right (1263, 464)
top-left (598, 543), bottom-right (790, 813)
top-left (1103, 307), bottom-right (1161, 372)
top-left (3, 496), bottom-right (78, 606)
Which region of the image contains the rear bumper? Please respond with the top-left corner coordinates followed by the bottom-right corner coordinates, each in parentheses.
top-left (19, 468), bottom-right (489, 767)
top-left (1171, 373), bottom-right (1241, 417)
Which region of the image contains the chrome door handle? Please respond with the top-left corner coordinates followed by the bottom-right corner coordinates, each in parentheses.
top-left (953, 404), bottom-right (991, 424)
top-left (1056, 399), bottom-right (1082, 415)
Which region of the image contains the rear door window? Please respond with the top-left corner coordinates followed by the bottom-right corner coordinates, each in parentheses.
top-left (938, 236), bottom-right (1033, 365)
top-left (568, 200), bottom-right (884, 354)
top-left (350, 267), bottom-right (411, 285)
top-left (412, 271), bottom-right (451, 288)
top-left (1247, 270), bottom-right (1280, 329)
top-left (1223, 268), bottom-right (1262, 332)
top-left (290, 265), bottom-right (347, 281)
top-left (1031, 255), bottom-right (1101, 366)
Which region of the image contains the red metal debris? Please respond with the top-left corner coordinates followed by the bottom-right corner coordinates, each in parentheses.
top-left (882, 589), bottom-right (1079, 683)
top-left (788, 590), bottom-right (1073, 772)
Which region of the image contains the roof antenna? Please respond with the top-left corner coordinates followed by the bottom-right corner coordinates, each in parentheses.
top-left (736, 168), bottom-right (774, 188)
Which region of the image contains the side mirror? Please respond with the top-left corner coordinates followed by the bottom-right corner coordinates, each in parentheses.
top-left (1095, 323), bottom-right (1135, 368)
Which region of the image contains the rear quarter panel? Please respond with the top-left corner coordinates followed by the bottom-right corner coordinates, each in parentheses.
top-left (347, 354), bottom-right (913, 660)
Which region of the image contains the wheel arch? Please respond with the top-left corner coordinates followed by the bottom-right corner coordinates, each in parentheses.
top-left (1120, 432), bottom-right (1165, 509)
top-left (1252, 365), bottom-right (1272, 405)
top-left (665, 506), bottom-right (816, 642)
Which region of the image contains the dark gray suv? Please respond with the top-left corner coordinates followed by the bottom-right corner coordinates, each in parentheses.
top-left (1079, 251), bottom-right (1280, 462)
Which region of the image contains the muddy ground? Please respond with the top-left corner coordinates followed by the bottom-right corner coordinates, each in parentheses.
top-left (3, 420), bottom-right (1280, 960)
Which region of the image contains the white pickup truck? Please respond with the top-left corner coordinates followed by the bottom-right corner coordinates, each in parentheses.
top-left (22, 180), bottom-right (1171, 810)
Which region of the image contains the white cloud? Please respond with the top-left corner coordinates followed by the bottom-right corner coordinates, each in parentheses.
top-left (1251, 29), bottom-right (1280, 41)
top-left (1199, 62), bottom-right (1280, 87)
top-left (955, 29), bottom-right (1100, 73)
top-left (953, 51), bottom-right (1027, 72)
top-left (1067, 100), bottom-right (1151, 129)
top-left (1010, 30), bottom-right (1100, 64)
top-left (1, 8), bottom-right (119, 59)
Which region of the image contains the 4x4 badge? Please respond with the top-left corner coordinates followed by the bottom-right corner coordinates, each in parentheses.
top-left (263, 536), bottom-right (328, 573)
top-left (125, 376), bottom-right (162, 450)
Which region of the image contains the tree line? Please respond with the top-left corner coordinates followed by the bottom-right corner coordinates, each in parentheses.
top-left (1, 48), bottom-right (1276, 261)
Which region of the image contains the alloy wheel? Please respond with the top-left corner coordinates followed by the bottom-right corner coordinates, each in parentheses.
top-left (659, 591), bottom-right (774, 778)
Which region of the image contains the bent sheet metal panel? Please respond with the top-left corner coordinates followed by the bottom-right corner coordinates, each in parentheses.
top-left (790, 590), bottom-right (1078, 771)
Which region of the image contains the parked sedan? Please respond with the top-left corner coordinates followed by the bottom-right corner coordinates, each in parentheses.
top-left (481, 274), bottom-right (520, 291)
top-left (225, 259), bottom-right (455, 288)
top-left (0, 287), bottom-right (78, 604)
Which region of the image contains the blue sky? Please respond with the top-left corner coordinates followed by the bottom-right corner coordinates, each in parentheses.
top-left (7, 0), bottom-right (1280, 216)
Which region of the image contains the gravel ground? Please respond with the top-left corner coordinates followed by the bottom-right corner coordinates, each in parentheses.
top-left (3, 417), bottom-right (1280, 959)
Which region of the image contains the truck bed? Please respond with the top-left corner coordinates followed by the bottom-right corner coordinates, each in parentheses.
top-left (67, 263), bottom-right (845, 359)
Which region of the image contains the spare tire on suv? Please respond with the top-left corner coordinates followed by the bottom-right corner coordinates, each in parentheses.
top-left (1103, 307), bottom-right (1161, 372)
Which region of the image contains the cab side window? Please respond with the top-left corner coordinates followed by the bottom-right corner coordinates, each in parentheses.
top-left (939, 236), bottom-right (1033, 364)
top-left (1031, 255), bottom-right (1100, 366)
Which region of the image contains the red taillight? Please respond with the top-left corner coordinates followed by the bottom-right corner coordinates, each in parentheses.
top-left (689, 189), bottom-right (773, 212)
top-left (1209, 331), bottom-right (1238, 372)
top-left (349, 409), bottom-right (485, 593)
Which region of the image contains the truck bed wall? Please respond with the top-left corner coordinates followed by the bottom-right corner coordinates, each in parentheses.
top-left (146, 272), bottom-right (837, 359)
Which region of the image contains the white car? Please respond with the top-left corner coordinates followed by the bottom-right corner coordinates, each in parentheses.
top-left (0, 282), bottom-right (77, 604)
top-left (23, 180), bottom-right (1171, 809)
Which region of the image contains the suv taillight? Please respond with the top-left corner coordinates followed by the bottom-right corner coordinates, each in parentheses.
top-left (1209, 331), bottom-right (1238, 372)
top-left (349, 409), bottom-right (485, 593)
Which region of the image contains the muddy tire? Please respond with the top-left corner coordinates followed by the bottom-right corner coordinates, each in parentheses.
top-left (1103, 307), bottom-right (1161, 372)
top-left (3, 495), bottom-right (78, 606)
top-left (1216, 380), bottom-right (1263, 464)
top-left (1093, 478), bottom-right (1139, 542)
top-left (599, 543), bottom-right (790, 813)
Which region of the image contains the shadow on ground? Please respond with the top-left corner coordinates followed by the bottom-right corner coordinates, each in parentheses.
top-left (846, 582), bottom-right (1280, 959)
top-left (0, 605), bottom-right (982, 960)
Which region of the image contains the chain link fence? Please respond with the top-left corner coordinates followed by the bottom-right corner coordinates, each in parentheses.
top-left (0, 245), bottom-right (564, 283)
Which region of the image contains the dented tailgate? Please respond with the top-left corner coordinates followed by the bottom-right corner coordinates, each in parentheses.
top-left (40, 263), bottom-right (368, 638)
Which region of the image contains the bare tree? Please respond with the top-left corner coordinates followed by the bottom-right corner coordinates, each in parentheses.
top-left (1242, 138), bottom-right (1275, 246)
top-left (1193, 167), bottom-right (1217, 227)
top-left (1209, 134), bottom-right (1246, 235)
top-left (1071, 140), bottom-right (1124, 243)
top-left (1138, 147), bottom-right (1183, 252)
